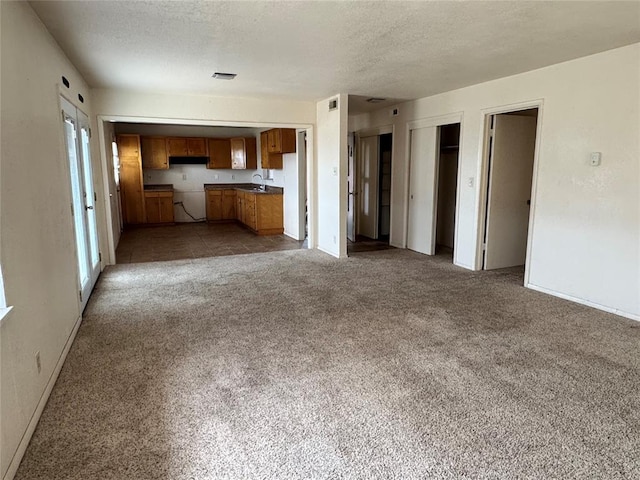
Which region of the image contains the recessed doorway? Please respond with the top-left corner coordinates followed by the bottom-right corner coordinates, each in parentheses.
top-left (481, 108), bottom-right (539, 271)
top-left (435, 124), bottom-right (460, 260)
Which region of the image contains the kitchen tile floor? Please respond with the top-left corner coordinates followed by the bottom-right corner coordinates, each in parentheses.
top-left (116, 223), bottom-right (306, 264)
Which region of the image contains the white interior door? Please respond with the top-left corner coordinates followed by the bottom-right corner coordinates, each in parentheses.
top-left (61, 97), bottom-right (100, 310)
top-left (347, 134), bottom-right (356, 242)
top-left (358, 135), bottom-right (379, 239)
top-left (407, 126), bottom-right (439, 255)
top-left (484, 114), bottom-right (537, 269)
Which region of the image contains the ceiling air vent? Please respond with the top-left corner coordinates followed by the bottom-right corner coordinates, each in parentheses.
top-left (328, 98), bottom-right (338, 111)
top-left (212, 72), bottom-right (237, 80)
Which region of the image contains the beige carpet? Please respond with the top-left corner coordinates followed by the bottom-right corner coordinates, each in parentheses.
top-left (15, 249), bottom-right (640, 479)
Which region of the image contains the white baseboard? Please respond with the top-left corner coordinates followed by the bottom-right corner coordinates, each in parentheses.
top-left (283, 230), bottom-right (303, 241)
top-left (3, 313), bottom-right (84, 480)
top-left (317, 245), bottom-right (340, 259)
top-left (526, 283), bottom-right (640, 322)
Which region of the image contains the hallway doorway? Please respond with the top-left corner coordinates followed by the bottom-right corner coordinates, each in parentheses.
top-left (482, 108), bottom-right (539, 270)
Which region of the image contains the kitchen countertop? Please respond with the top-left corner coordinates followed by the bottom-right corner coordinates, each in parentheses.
top-left (204, 183), bottom-right (283, 195)
top-left (144, 184), bottom-right (174, 192)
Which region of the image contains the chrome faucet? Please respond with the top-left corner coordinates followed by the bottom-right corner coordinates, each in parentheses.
top-left (252, 173), bottom-right (265, 191)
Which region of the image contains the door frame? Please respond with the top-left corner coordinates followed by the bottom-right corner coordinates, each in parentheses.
top-left (353, 124), bottom-right (393, 242)
top-left (404, 113), bottom-right (463, 254)
top-left (60, 94), bottom-right (101, 310)
top-left (476, 100), bottom-right (544, 285)
top-left (97, 115), bottom-right (315, 264)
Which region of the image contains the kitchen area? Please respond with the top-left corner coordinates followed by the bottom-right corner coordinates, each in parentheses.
top-left (113, 124), bottom-right (307, 263)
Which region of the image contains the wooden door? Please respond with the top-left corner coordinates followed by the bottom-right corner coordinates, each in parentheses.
top-left (141, 137), bottom-right (168, 169)
top-left (206, 190), bottom-right (223, 221)
top-left (244, 193), bottom-right (257, 229)
top-left (222, 190), bottom-right (236, 219)
top-left (243, 137), bottom-right (257, 169)
top-left (144, 193), bottom-right (161, 223)
top-left (267, 129), bottom-right (281, 153)
top-left (236, 191), bottom-right (244, 222)
top-left (208, 138), bottom-right (231, 169)
top-left (230, 138), bottom-right (246, 169)
top-left (158, 192), bottom-right (174, 223)
top-left (187, 138), bottom-right (207, 156)
top-left (484, 115), bottom-right (537, 269)
top-left (117, 134), bottom-right (145, 225)
top-left (166, 137), bottom-right (188, 156)
top-left (260, 132), bottom-right (270, 168)
top-left (358, 135), bottom-right (379, 239)
top-left (407, 126), bottom-right (439, 255)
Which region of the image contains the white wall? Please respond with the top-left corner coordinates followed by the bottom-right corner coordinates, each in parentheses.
top-left (353, 44), bottom-right (640, 320)
top-left (92, 89), bottom-right (315, 126)
top-left (316, 95), bottom-right (348, 257)
top-left (0, 3), bottom-right (104, 478)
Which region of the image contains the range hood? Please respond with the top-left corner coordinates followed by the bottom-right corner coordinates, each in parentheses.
top-left (169, 156), bottom-right (208, 165)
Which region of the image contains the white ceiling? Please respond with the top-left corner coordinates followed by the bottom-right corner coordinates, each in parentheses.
top-left (30, 1), bottom-right (640, 109)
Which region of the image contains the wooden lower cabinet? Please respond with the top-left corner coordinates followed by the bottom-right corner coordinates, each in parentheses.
top-left (242, 192), bottom-right (283, 235)
top-left (207, 187), bottom-right (283, 235)
top-left (144, 191), bottom-right (174, 224)
top-left (206, 189), bottom-right (236, 222)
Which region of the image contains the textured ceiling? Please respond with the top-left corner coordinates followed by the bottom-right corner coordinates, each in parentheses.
top-left (29, 1), bottom-right (640, 104)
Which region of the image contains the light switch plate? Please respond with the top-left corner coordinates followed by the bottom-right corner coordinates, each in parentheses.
top-left (590, 152), bottom-right (602, 166)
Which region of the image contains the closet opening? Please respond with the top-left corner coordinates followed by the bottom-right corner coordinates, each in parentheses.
top-left (435, 123), bottom-right (460, 261)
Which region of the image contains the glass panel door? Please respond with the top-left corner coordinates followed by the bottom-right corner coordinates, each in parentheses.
top-left (61, 96), bottom-right (100, 310)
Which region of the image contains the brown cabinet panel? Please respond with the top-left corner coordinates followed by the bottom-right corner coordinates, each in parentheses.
top-left (267, 129), bottom-right (281, 154)
top-left (230, 137), bottom-right (257, 170)
top-left (187, 138), bottom-right (208, 156)
top-left (236, 191), bottom-right (244, 223)
top-left (166, 137), bottom-right (188, 156)
top-left (144, 191), bottom-right (174, 224)
top-left (261, 129), bottom-right (294, 168)
top-left (158, 192), bottom-right (175, 223)
top-left (208, 138), bottom-right (232, 169)
top-left (206, 190), bottom-right (223, 221)
top-left (166, 137), bottom-right (208, 157)
top-left (141, 136), bottom-right (168, 169)
top-left (266, 128), bottom-right (296, 154)
top-left (117, 134), bottom-right (145, 225)
top-left (222, 189), bottom-right (236, 219)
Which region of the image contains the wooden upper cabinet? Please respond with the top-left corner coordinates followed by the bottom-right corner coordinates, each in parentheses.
top-left (141, 136), bottom-right (168, 169)
top-left (117, 134), bottom-right (140, 156)
top-left (166, 137), bottom-right (208, 157)
top-left (266, 128), bottom-right (296, 154)
top-left (260, 131), bottom-right (278, 169)
top-left (261, 129), bottom-right (295, 169)
top-left (166, 137), bottom-right (188, 156)
top-left (208, 138), bottom-right (232, 169)
top-left (187, 138), bottom-right (208, 156)
top-left (230, 137), bottom-right (257, 170)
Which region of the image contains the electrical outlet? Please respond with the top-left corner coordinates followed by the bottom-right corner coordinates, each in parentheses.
top-left (333, 235), bottom-right (337, 244)
top-left (214, 174), bottom-right (219, 180)
top-left (231, 174), bottom-right (235, 180)
top-left (182, 174), bottom-right (187, 180)
top-left (36, 351), bottom-right (41, 374)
